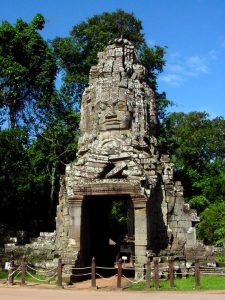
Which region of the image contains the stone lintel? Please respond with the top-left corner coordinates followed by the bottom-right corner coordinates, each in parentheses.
top-left (73, 181), bottom-right (141, 197)
top-left (68, 196), bottom-right (83, 206)
top-left (108, 153), bottom-right (131, 161)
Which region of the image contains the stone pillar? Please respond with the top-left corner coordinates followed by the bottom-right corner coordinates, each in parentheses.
top-left (132, 196), bottom-right (147, 279)
top-left (68, 196), bottom-right (83, 251)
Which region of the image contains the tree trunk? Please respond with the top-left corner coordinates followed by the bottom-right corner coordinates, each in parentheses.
top-left (9, 106), bottom-right (16, 129)
top-left (49, 164), bottom-right (56, 216)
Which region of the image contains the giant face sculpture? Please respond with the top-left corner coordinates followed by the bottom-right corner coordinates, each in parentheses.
top-left (79, 40), bottom-right (155, 148)
top-left (98, 98), bottom-right (132, 131)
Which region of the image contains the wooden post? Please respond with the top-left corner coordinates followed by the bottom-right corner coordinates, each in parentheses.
top-left (195, 257), bottom-right (200, 288)
top-left (117, 259), bottom-right (122, 288)
top-left (21, 256), bottom-right (26, 285)
top-left (57, 257), bottom-right (63, 288)
top-left (146, 258), bottom-right (151, 289)
top-left (153, 257), bottom-right (159, 289)
top-left (8, 255), bottom-right (14, 285)
top-left (91, 257), bottom-right (96, 288)
top-left (168, 257), bottom-right (175, 288)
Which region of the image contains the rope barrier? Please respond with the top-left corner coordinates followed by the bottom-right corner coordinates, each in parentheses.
top-left (96, 266), bottom-right (116, 270)
top-left (9, 266), bottom-right (21, 277)
top-left (122, 274), bottom-right (145, 284)
top-left (26, 264), bottom-right (57, 274)
top-left (122, 266), bottom-right (146, 271)
top-left (95, 273), bottom-right (117, 281)
top-left (4, 256), bottom-right (225, 289)
top-left (4, 267), bottom-right (21, 285)
top-left (13, 271), bottom-right (22, 280)
top-left (122, 266), bottom-right (135, 270)
top-left (200, 265), bottom-right (220, 269)
top-left (70, 272), bottom-right (92, 277)
top-left (7, 267), bottom-right (21, 279)
top-left (158, 267), bottom-right (169, 270)
top-left (201, 272), bottom-right (225, 276)
top-left (70, 266), bottom-right (91, 270)
top-left (26, 270), bottom-right (57, 282)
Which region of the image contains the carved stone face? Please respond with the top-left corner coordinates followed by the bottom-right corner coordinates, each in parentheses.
top-left (98, 99), bottom-right (131, 131)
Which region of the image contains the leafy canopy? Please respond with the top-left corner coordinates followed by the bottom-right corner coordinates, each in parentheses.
top-left (52, 9), bottom-right (166, 102)
top-left (0, 14), bottom-right (57, 128)
top-left (161, 111), bottom-right (225, 245)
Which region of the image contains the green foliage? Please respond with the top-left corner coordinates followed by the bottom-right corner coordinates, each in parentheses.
top-left (53, 10), bottom-right (143, 83)
top-left (163, 112), bottom-right (225, 196)
top-left (52, 9), bottom-right (166, 104)
top-left (0, 15), bottom-right (80, 233)
top-left (110, 201), bottom-right (128, 225)
top-left (0, 270), bottom-right (56, 283)
top-left (188, 195), bottom-right (209, 212)
top-left (162, 111), bottom-right (225, 245)
top-left (26, 93), bottom-right (79, 227)
top-left (31, 13), bottom-right (45, 30)
top-left (0, 270), bottom-right (7, 279)
top-left (197, 202), bottom-right (225, 246)
top-left (138, 44), bottom-right (166, 91)
top-left (0, 14), bottom-right (57, 128)
top-left (215, 253), bottom-right (225, 262)
top-left (0, 128), bottom-right (33, 228)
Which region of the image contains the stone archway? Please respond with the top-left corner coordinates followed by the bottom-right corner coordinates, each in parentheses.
top-left (67, 182), bottom-right (148, 272)
top-left (80, 194), bottom-right (133, 267)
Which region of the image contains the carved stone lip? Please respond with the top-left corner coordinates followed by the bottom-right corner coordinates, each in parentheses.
top-left (103, 120), bottom-right (120, 125)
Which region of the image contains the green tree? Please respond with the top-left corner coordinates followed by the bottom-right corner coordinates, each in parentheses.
top-left (0, 14), bottom-right (57, 128)
top-left (0, 128), bottom-right (31, 228)
top-left (161, 111), bottom-right (225, 245)
top-left (0, 97), bottom-right (80, 233)
top-left (28, 93), bottom-right (80, 220)
top-left (52, 9), bottom-right (166, 103)
top-left (0, 15), bottom-right (80, 233)
top-left (163, 112), bottom-right (225, 201)
top-left (197, 202), bottom-right (225, 246)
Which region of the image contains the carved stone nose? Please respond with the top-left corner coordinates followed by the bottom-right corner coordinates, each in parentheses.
top-left (105, 110), bottom-right (117, 119)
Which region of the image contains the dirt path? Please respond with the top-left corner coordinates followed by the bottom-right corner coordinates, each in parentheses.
top-left (1, 285), bottom-right (225, 300)
top-left (1, 279), bottom-right (225, 300)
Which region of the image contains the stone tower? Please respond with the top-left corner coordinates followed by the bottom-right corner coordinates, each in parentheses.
top-left (55, 39), bottom-right (198, 274)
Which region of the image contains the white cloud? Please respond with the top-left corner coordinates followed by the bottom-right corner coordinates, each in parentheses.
top-left (186, 56), bottom-right (208, 75)
top-left (159, 73), bottom-right (184, 86)
top-left (208, 50), bottom-right (217, 60)
top-left (170, 52), bottom-right (181, 59)
top-left (147, 39), bottom-right (156, 46)
top-left (160, 52), bottom-right (211, 87)
top-left (167, 63), bottom-right (184, 73)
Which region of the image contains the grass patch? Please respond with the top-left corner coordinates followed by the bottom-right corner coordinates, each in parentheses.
top-left (0, 270), bottom-right (7, 279)
top-left (127, 276), bottom-right (225, 291)
top-left (0, 269), bottom-right (56, 284)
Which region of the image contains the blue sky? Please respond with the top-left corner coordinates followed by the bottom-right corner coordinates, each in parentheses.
top-left (1, 0), bottom-right (225, 117)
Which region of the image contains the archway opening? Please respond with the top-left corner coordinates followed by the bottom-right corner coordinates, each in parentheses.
top-left (80, 194), bottom-right (134, 268)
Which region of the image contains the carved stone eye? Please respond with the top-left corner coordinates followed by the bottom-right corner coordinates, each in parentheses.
top-left (117, 101), bottom-right (126, 111)
top-left (100, 102), bottom-right (107, 110)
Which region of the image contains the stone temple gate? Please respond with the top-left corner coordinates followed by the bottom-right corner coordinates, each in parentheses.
top-left (55, 39), bottom-right (198, 274)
